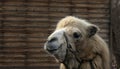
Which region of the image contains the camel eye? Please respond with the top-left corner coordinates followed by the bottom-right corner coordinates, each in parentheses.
top-left (73, 32), bottom-right (81, 38)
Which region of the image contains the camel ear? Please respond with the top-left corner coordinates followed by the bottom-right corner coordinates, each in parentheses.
top-left (87, 25), bottom-right (100, 38)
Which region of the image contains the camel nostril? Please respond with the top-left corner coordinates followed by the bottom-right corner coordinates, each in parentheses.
top-left (48, 37), bottom-right (57, 42)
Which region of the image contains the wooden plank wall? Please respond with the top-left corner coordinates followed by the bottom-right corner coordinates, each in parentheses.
top-left (0, 0), bottom-right (110, 69)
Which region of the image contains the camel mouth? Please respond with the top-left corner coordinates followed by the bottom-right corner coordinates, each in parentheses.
top-left (46, 44), bottom-right (63, 54)
top-left (47, 48), bottom-right (58, 53)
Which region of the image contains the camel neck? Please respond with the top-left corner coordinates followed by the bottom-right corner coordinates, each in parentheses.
top-left (61, 49), bottom-right (97, 69)
top-left (62, 49), bottom-right (80, 69)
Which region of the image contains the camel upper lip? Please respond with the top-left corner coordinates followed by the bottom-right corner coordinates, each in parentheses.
top-left (46, 44), bottom-right (63, 53)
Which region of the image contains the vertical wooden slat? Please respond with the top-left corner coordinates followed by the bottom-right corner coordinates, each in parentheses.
top-left (0, 1), bottom-right (5, 66)
top-left (111, 0), bottom-right (120, 68)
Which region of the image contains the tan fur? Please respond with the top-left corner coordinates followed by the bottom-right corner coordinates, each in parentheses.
top-left (45, 16), bottom-right (110, 69)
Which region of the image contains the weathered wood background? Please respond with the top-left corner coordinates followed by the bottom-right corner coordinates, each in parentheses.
top-left (0, 0), bottom-right (110, 69)
top-left (111, 0), bottom-right (120, 68)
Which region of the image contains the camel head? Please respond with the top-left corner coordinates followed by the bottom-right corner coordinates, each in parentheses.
top-left (44, 16), bottom-right (99, 62)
